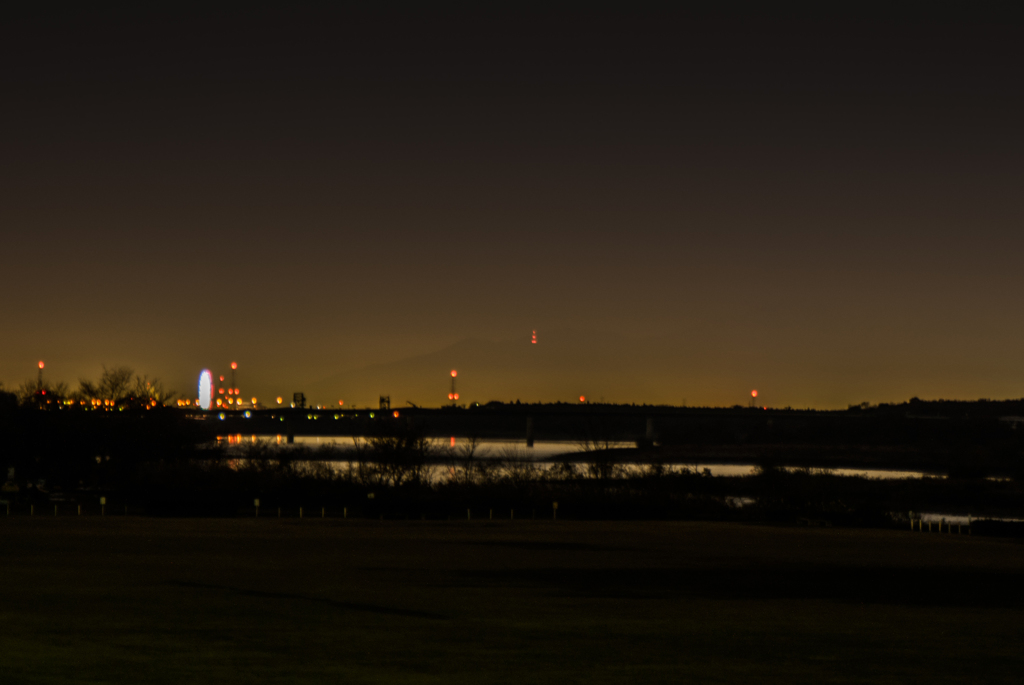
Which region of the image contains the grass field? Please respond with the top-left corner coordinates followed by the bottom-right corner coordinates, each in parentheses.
top-left (1, 517), bottom-right (1022, 684)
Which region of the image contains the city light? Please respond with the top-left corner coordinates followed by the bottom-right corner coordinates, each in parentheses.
top-left (579, 395), bottom-right (586, 403)
top-left (338, 400), bottom-right (344, 406)
top-left (276, 397), bottom-right (282, 404)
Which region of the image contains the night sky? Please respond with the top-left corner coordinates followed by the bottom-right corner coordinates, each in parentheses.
top-left (3, 5), bottom-right (1023, 408)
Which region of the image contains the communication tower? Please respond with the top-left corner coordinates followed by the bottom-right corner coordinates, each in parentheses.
top-left (448, 370), bottom-right (459, 404)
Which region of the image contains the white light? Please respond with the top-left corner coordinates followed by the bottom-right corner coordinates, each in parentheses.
top-left (198, 370), bottom-right (213, 410)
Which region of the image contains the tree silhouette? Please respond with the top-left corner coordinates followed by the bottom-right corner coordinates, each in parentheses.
top-left (75, 366), bottom-right (176, 407)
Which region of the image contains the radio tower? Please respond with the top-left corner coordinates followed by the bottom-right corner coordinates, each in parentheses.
top-left (231, 362), bottom-right (238, 408)
top-left (448, 370), bottom-right (459, 404)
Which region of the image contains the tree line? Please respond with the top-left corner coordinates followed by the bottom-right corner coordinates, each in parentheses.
top-left (3, 366), bottom-right (175, 410)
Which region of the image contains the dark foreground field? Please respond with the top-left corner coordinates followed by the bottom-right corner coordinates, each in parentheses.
top-left (1, 519), bottom-right (1022, 684)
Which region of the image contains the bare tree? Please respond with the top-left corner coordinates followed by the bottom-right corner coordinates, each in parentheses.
top-left (16, 379), bottom-right (69, 405)
top-left (75, 366), bottom-right (176, 406)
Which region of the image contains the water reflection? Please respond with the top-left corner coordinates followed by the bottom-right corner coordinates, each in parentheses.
top-left (215, 435), bottom-right (941, 480)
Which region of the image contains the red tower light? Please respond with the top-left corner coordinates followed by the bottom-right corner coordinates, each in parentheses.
top-left (579, 395), bottom-right (586, 403)
top-left (231, 362), bottom-right (238, 370)
top-left (751, 390), bottom-right (758, 398)
top-left (451, 370), bottom-right (457, 378)
top-left (38, 361), bottom-right (45, 369)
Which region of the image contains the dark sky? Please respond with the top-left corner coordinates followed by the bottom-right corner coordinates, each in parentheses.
top-left (3, 5), bottom-right (1024, 408)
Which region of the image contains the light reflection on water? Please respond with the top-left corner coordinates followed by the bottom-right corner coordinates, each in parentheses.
top-left (222, 435), bottom-right (633, 459)
top-left (217, 436), bottom-right (941, 480)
